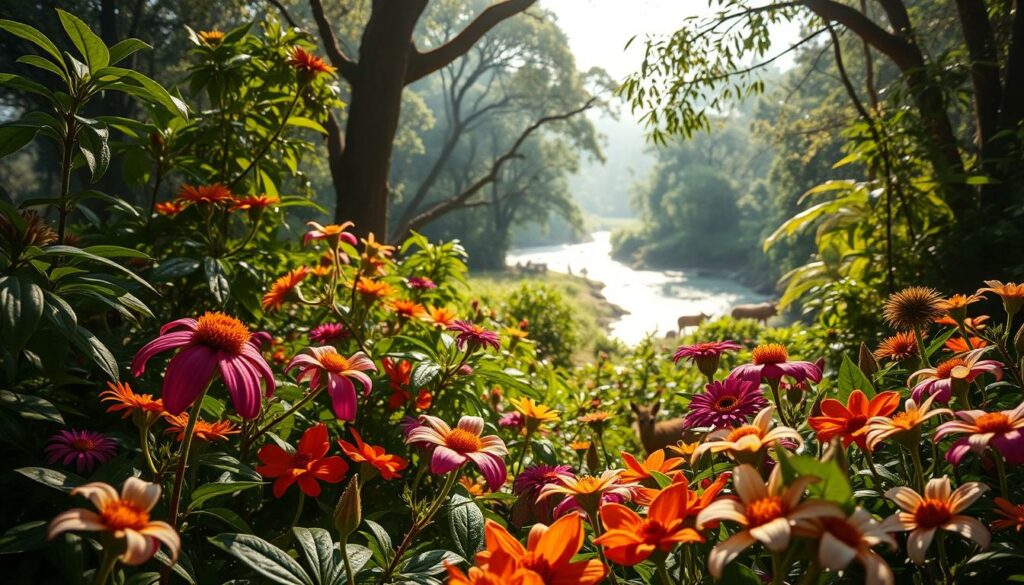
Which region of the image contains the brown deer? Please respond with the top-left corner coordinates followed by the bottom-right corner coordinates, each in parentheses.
top-left (630, 400), bottom-right (700, 455)
top-left (676, 312), bottom-right (711, 334)
top-left (730, 302), bottom-right (778, 325)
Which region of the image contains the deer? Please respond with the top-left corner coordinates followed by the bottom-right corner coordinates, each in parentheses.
top-left (730, 302), bottom-right (778, 325)
top-left (630, 400), bottom-right (701, 455)
top-left (676, 312), bottom-right (711, 334)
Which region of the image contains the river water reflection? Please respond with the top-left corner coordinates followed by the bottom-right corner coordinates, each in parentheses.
top-left (506, 231), bottom-right (767, 345)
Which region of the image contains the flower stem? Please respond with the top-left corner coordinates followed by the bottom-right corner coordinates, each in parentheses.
top-left (244, 387), bottom-right (324, 455)
top-left (937, 531), bottom-right (950, 582)
top-left (514, 431), bottom-right (532, 477)
top-left (92, 545), bottom-right (118, 585)
top-left (914, 327), bottom-right (931, 368)
top-left (168, 387), bottom-right (210, 532)
top-left (656, 559), bottom-right (673, 585)
top-left (341, 538), bottom-right (356, 585)
top-left (863, 448), bottom-right (883, 488)
top-left (767, 379), bottom-right (793, 427)
top-left (228, 90), bottom-right (302, 189)
top-left (291, 491), bottom-right (305, 527)
top-left (378, 471), bottom-right (460, 585)
top-left (995, 452), bottom-right (1010, 498)
top-left (138, 423), bottom-right (158, 476)
top-left (908, 446), bottom-right (926, 492)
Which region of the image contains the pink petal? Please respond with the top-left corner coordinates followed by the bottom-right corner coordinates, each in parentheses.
top-left (240, 343), bottom-right (276, 397)
top-left (467, 451), bottom-right (507, 491)
top-left (406, 427), bottom-right (446, 446)
top-left (120, 529), bottom-right (158, 565)
top-left (162, 345), bottom-right (219, 415)
top-left (121, 477), bottom-right (161, 512)
top-left (430, 446), bottom-right (467, 475)
top-left (457, 416), bottom-right (484, 435)
top-left (48, 509), bottom-right (105, 539)
top-left (327, 375), bottom-right (357, 421)
top-left (159, 318), bottom-right (197, 335)
top-left (346, 371), bottom-right (373, 396)
top-left (131, 331), bottom-right (194, 376)
top-left (220, 354), bottom-right (263, 419)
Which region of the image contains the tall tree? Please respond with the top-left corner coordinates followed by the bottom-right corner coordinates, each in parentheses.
top-left (307, 0), bottom-right (536, 239)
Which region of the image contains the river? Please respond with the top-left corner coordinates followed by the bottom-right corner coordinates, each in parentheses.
top-left (506, 231), bottom-right (767, 345)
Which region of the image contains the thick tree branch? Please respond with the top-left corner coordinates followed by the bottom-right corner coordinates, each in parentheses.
top-left (405, 0), bottom-right (537, 84)
top-left (266, 0), bottom-right (300, 28)
top-left (396, 97), bottom-right (597, 237)
top-left (309, 0), bottom-right (357, 81)
top-left (955, 0), bottom-right (1002, 148)
top-left (802, 0), bottom-right (916, 69)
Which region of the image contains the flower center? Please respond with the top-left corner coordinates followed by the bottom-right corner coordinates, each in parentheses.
top-left (715, 396), bottom-right (739, 411)
top-left (935, 358), bottom-right (968, 379)
top-left (746, 496), bottom-right (786, 526)
top-left (890, 411), bottom-right (921, 430)
top-left (752, 344), bottom-right (789, 365)
top-left (71, 438), bottom-right (96, 451)
top-left (100, 500), bottom-right (150, 531)
top-left (844, 414), bottom-right (868, 432)
top-left (975, 412), bottom-right (1013, 433)
top-left (638, 520), bottom-right (668, 542)
top-left (574, 476), bottom-right (602, 494)
top-left (292, 452), bottom-right (314, 468)
top-left (914, 499), bottom-right (953, 529)
top-left (319, 352), bottom-right (350, 373)
top-left (193, 312), bottom-right (251, 354)
top-left (820, 517), bottom-right (863, 548)
top-left (445, 428), bottom-right (482, 453)
top-left (725, 425), bottom-right (762, 443)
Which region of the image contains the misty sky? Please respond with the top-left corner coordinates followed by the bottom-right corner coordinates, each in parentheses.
top-left (541, 0), bottom-right (803, 80)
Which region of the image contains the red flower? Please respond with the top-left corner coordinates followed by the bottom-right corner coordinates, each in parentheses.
top-left (337, 429), bottom-right (409, 480)
top-left (176, 184), bottom-right (234, 205)
top-left (808, 390), bottom-right (901, 451)
top-left (256, 423), bottom-right (348, 498)
top-left (286, 47), bottom-right (336, 77)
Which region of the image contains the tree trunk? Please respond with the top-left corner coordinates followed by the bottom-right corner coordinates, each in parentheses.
top-left (333, 0), bottom-right (427, 239)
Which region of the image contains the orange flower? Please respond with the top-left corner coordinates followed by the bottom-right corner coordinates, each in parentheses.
top-left (935, 314), bottom-right (989, 331)
top-left (569, 441), bottom-right (591, 453)
top-left (286, 46), bottom-right (336, 77)
top-left (389, 299), bottom-right (426, 319)
top-left (992, 497), bottom-right (1024, 532)
top-left (48, 478), bottom-right (180, 565)
top-left (808, 390), bottom-right (901, 451)
top-left (355, 277), bottom-right (393, 300)
top-left (460, 476), bottom-right (487, 497)
top-left (881, 477), bottom-right (989, 564)
top-left (176, 183), bottom-right (233, 205)
top-left (873, 331), bottom-right (918, 362)
top-left (536, 470), bottom-right (636, 515)
top-left (619, 449), bottom-right (684, 484)
top-left (197, 30), bottom-right (225, 46)
top-left (337, 429), bottom-right (409, 480)
top-left (361, 232), bottom-right (395, 259)
top-left (595, 481), bottom-right (704, 565)
top-left (504, 326), bottom-right (528, 339)
top-left (632, 471), bottom-right (730, 515)
top-left (978, 280), bottom-right (1024, 316)
top-left (261, 267), bottom-right (308, 312)
top-left (793, 508), bottom-right (897, 584)
top-left (667, 441), bottom-right (699, 459)
top-left (474, 514), bottom-right (608, 584)
top-left (232, 194), bottom-right (280, 211)
top-left (162, 413), bottom-right (239, 442)
top-left (692, 405), bottom-right (802, 465)
top-left (154, 201), bottom-right (186, 216)
top-left (944, 336), bottom-right (987, 352)
top-left (864, 396), bottom-right (951, 450)
top-left (509, 397), bottom-right (560, 433)
top-left (99, 381), bottom-right (163, 421)
top-left (425, 306), bottom-right (457, 328)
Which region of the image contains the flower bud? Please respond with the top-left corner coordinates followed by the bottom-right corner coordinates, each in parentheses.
top-left (333, 474), bottom-right (361, 540)
top-left (585, 442), bottom-right (600, 471)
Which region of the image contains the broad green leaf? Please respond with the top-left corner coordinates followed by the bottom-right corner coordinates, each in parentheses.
top-left (447, 492), bottom-right (484, 560)
top-left (56, 9), bottom-right (109, 72)
top-left (191, 508), bottom-right (253, 534)
top-left (0, 125), bottom-right (37, 158)
top-left (204, 257), bottom-right (230, 304)
top-left (836, 353), bottom-right (874, 401)
top-left (0, 520), bottom-right (48, 554)
top-left (40, 245), bottom-right (156, 293)
top-left (361, 519), bottom-right (394, 567)
top-left (16, 55), bottom-right (67, 81)
top-left (102, 70), bottom-right (187, 119)
top-left (0, 20), bottom-right (66, 70)
top-left (208, 533), bottom-right (314, 585)
top-left (68, 325), bottom-right (119, 380)
top-left (0, 390), bottom-right (63, 424)
top-left (411, 361), bottom-right (441, 390)
top-left (15, 466), bottom-right (85, 492)
top-left (293, 527), bottom-right (338, 584)
top-left (0, 275), bottom-right (44, 354)
top-left (78, 123), bottom-right (110, 182)
top-left (188, 481), bottom-right (263, 509)
top-left (286, 116), bottom-right (327, 134)
top-left (108, 38), bottom-right (151, 65)
top-left (401, 549), bottom-right (463, 577)
top-left (150, 257), bottom-right (200, 281)
top-left (776, 450), bottom-right (853, 509)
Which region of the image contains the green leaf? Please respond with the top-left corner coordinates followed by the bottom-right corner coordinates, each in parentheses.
top-left (293, 527), bottom-right (338, 584)
top-left (103, 70), bottom-right (187, 119)
top-left (0, 73), bottom-right (52, 100)
top-left (401, 550), bottom-right (462, 577)
top-left (447, 492), bottom-right (484, 560)
top-left (56, 9), bottom-right (109, 72)
top-left (776, 450), bottom-right (853, 509)
top-left (836, 353), bottom-right (874, 401)
top-left (15, 466), bottom-right (85, 492)
top-left (0, 390), bottom-right (63, 424)
top-left (40, 245), bottom-right (156, 293)
top-left (188, 481), bottom-right (263, 510)
top-left (411, 361), bottom-right (441, 390)
top-left (81, 245), bottom-right (150, 260)
top-left (108, 38), bottom-right (151, 66)
top-left (191, 508), bottom-right (253, 534)
top-left (78, 123), bottom-right (110, 182)
top-left (208, 533), bottom-right (314, 585)
top-left (0, 520), bottom-right (49, 554)
top-left (68, 325), bottom-right (119, 380)
top-left (204, 257), bottom-right (230, 303)
top-left (0, 275), bottom-right (44, 354)
top-left (361, 519), bottom-right (394, 567)
top-left (16, 55), bottom-right (67, 81)
top-left (0, 125), bottom-right (37, 158)
top-left (286, 116), bottom-right (327, 134)
top-left (151, 257), bottom-right (200, 281)
top-left (0, 20), bottom-right (66, 71)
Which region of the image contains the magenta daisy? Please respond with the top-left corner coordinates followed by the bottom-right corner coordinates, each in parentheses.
top-left (404, 415), bottom-right (508, 490)
top-left (406, 276), bottom-right (437, 290)
top-left (447, 320), bottom-right (500, 351)
top-left (287, 347), bottom-right (377, 421)
top-left (729, 343), bottom-right (822, 385)
top-left (131, 312), bottom-right (275, 419)
top-left (44, 430), bottom-right (118, 474)
top-left (673, 340), bottom-right (741, 378)
top-left (512, 464), bottom-right (575, 525)
top-left (909, 348), bottom-right (1003, 403)
top-left (936, 401), bottom-right (1024, 464)
top-left (683, 377), bottom-right (768, 429)
top-left (308, 323), bottom-right (349, 344)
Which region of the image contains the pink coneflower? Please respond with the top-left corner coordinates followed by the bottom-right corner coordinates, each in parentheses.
top-left (935, 401), bottom-right (1024, 464)
top-left (400, 416), bottom-right (430, 450)
top-left (308, 323), bottom-right (349, 344)
top-left (44, 430), bottom-right (118, 474)
top-left (287, 347), bottom-right (376, 421)
top-left (131, 312), bottom-right (275, 419)
top-left (513, 464), bottom-right (574, 496)
top-left (683, 377), bottom-right (767, 429)
top-left (407, 276), bottom-right (437, 290)
top-left (673, 340), bottom-right (741, 378)
top-left (730, 344), bottom-right (822, 385)
top-left (404, 415), bottom-right (508, 490)
top-left (447, 320), bottom-right (500, 351)
top-left (909, 348), bottom-right (1003, 403)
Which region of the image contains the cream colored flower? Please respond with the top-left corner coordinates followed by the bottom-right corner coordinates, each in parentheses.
top-left (864, 395), bottom-right (951, 451)
top-left (691, 405), bottom-right (802, 465)
top-left (794, 507), bottom-right (897, 585)
top-left (881, 476), bottom-right (990, 564)
top-left (696, 464), bottom-right (843, 578)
